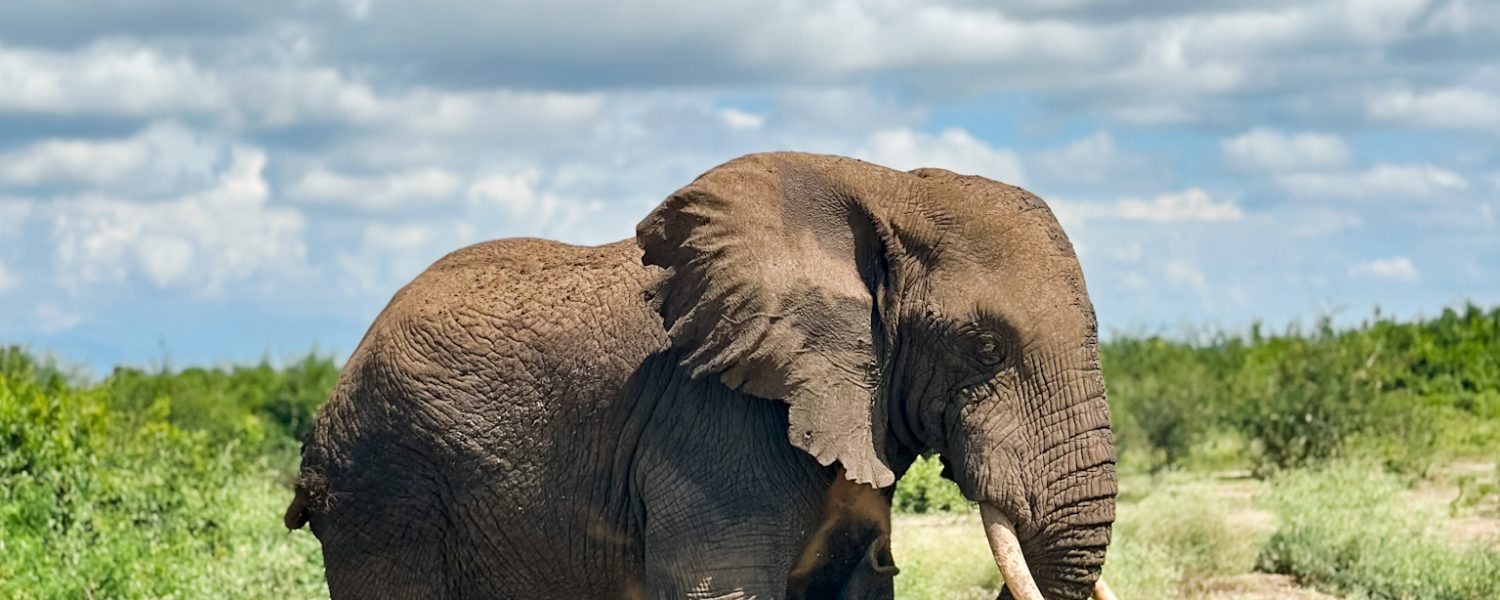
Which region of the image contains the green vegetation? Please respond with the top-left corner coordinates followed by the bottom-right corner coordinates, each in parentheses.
top-left (1106, 304), bottom-right (1500, 475)
top-left (893, 304), bottom-right (1500, 598)
top-left (4, 304), bottom-right (1498, 598)
top-left (891, 514), bottom-right (1000, 599)
top-left (0, 349), bottom-right (328, 598)
top-left (1102, 475), bottom-right (1267, 598)
top-left (1259, 462), bottom-right (1500, 599)
top-left (892, 455), bottom-right (973, 514)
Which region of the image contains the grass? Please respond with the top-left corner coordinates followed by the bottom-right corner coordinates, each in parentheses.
top-left (1102, 473), bottom-right (1268, 599)
top-left (897, 462), bottom-right (1500, 600)
top-left (891, 513), bottom-right (1000, 599)
top-left (893, 468), bottom-right (1271, 599)
top-left (1258, 462), bottom-right (1500, 599)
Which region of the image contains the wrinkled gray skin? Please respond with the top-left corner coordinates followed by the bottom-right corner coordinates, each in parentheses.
top-left (285, 153), bottom-right (1115, 599)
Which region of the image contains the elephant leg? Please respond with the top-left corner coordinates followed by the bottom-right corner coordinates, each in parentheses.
top-left (640, 515), bottom-right (803, 600)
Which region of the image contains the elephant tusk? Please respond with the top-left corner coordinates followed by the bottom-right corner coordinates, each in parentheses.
top-left (980, 503), bottom-right (1044, 600)
top-left (1093, 578), bottom-right (1119, 600)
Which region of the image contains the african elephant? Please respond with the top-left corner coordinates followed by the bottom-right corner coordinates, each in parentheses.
top-left (284, 152), bottom-right (1116, 599)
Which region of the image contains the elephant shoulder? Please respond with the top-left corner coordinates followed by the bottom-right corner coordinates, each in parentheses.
top-left (352, 237), bottom-right (664, 398)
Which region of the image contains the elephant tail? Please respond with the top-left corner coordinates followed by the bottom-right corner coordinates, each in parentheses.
top-left (284, 468), bottom-right (331, 530)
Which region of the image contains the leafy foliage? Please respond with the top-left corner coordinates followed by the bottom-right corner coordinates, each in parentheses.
top-left (893, 454), bottom-right (972, 514)
top-left (1106, 304), bottom-right (1500, 474)
top-left (0, 347), bottom-right (327, 598)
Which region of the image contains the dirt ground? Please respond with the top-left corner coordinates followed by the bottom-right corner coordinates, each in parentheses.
top-left (1405, 460), bottom-right (1500, 545)
top-left (1186, 473), bottom-right (1337, 600)
top-left (1198, 573), bottom-right (1337, 599)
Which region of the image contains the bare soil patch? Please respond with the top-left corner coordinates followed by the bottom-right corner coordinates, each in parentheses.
top-left (1404, 460), bottom-right (1500, 545)
top-left (1198, 573), bottom-right (1338, 599)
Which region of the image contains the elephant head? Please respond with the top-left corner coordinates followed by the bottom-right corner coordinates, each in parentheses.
top-left (637, 152), bottom-right (1115, 600)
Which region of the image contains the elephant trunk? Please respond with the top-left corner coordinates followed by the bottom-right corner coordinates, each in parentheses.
top-left (980, 505), bottom-right (1116, 600)
top-left (983, 463), bottom-right (1114, 600)
top-left (971, 346), bottom-right (1117, 600)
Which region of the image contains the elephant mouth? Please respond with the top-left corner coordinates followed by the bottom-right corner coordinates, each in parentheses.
top-left (980, 503), bottom-right (1116, 600)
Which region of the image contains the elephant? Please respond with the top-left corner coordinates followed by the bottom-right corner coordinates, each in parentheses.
top-left (283, 152), bottom-right (1117, 599)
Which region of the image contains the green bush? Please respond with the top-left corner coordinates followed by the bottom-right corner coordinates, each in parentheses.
top-left (894, 454), bottom-right (973, 514)
top-left (1258, 461), bottom-right (1500, 599)
top-left (100, 352), bottom-right (339, 447)
top-left (0, 347), bottom-right (326, 598)
top-left (1104, 305), bottom-right (1499, 474)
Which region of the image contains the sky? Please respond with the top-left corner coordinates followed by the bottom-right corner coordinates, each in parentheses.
top-left (1, 0), bottom-right (1497, 370)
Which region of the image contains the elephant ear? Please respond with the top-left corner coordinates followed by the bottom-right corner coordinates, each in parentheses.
top-left (636, 153), bottom-right (905, 487)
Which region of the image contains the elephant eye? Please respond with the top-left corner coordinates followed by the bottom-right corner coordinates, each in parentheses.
top-left (974, 332), bottom-right (1004, 366)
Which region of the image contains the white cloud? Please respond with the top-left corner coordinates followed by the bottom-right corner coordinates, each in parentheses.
top-left (1115, 188), bottom-right (1244, 222)
top-left (51, 148), bottom-right (307, 293)
top-left (1368, 87), bottom-right (1500, 132)
top-left (0, 40), bottom-right (605, 136)
top-left (32, 303), bottom-right (82, 334)
top-left (335, 221), bottom-right (454, 296)
top-left (770, 87), bottom-right (925, 135)
top-left (1418, 0), bottom-right (1487, 34)
top-left (0, 261), bottom-right (16, 294)
top-left (1, 0), bottom-right (1478, 133)
top-left (225, 70), bottom-right (605, 133)
top-left (1164, 257), bottom-right (1209, 296)
top-left (1349, 256), bottom-right (1419, 282)
top-left (1222, 128), bottom-right (1353, 172)
top-left (468, 169), bottom-right (547, 217)
top-left (1029, 131), bottom-right (1129, 184)
top-left (0, 41), bottom-right (224, 115)
top-left (744, 3), bottom-right (1105, 75)
top-left (718, 108), bottom-right (765, 130)
top-left (857, 128), bottom-right (1026, 184)
top-left (334, 0), bottom-right (373, 21)
top-left (1277, 164), bottom-right (1469, 200)
top-left (1058, 188), bottom-right (1243, 223)
top-left (466, 168), bottom-right (607, 238)
top-left (0, 198), bottom-right (32, 239)
top-left (289, 167), bottom-right (463, 212)
top-left (0, 135), bottom-right (148, 186)
top-left (0, 121), bottom-right (222, 190)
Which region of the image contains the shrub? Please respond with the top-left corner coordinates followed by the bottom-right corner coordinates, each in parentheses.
top-left (1258, 461), bottom-right (1500, 599)
top-left (1102, 336), bottom-right (1233, 472)
top-left (0, 348), bottom-right (326, 598)
top-left (99, 352), bottom-right (340, 449)
top-left (1104, 306), bottom-right (1499, 475)
top-left (894, 454), bottom-right (973, 514)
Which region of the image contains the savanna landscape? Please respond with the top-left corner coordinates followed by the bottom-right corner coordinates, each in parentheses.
top-left (5, 305), bottom-right (1496, 599)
